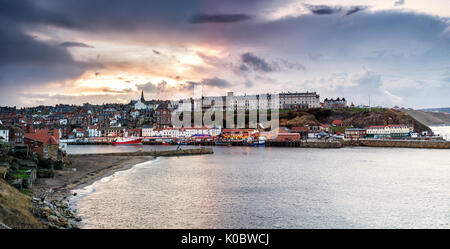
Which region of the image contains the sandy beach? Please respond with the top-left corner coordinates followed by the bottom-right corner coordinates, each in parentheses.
top-left (32, 155), bottom-right (154, 201)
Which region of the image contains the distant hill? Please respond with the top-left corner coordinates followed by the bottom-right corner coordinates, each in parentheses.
top-left (279, 108), bottom-right (431, 132)
top-left (401, 109), bottom-right (450, 126)
top-left (419, 107), bottom-right (450, 114)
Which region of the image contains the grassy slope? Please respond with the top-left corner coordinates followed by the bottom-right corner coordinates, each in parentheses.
top-left (0, 178), bottom-right (45, 229)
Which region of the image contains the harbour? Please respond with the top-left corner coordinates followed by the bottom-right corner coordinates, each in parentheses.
top-left (69, 144), bottom-right (450, 229)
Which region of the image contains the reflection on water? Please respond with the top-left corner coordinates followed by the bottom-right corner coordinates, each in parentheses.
top-left (70, 143), bottom-right (450, 229)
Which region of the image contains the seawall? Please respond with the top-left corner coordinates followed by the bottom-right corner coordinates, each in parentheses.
top-left (343, 139), bottom-right (450, 149)
top-left (69, 147), bottom-right (214, 157)
top-left (266, 140), bottom-right (343, 148)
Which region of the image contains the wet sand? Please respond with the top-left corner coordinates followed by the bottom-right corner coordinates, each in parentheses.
top-left (32, 155), bottom-right (154, 201)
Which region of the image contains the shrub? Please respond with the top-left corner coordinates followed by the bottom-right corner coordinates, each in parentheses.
top-left (37, 168), bottom-right (54, 178)
top-left (37, 158), bottom-right (53, 169)
top-left (53, 160), bottom-right (64, 170)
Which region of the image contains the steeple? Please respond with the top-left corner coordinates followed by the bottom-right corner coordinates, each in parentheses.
top-left (140, 90), bottom-right (145, 102)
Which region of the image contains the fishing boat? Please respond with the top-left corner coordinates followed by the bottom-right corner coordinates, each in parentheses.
top-left (112, 137), bottom-right (142, 145)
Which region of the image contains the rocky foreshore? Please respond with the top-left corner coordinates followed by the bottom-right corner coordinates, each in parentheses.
top-left (32, 196), bottom-right (82, 229)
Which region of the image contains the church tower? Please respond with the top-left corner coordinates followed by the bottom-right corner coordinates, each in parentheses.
top-left (140, 90), bottom-right (145, 102)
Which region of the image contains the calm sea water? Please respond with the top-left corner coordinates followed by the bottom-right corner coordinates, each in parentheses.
top-left (69, 130), bottom-right (450, 228)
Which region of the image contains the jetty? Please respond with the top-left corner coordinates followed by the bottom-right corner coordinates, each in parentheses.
top-left (69, 147), bottom-right (214, 157)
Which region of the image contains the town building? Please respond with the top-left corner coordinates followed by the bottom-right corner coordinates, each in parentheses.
top-left (279, 92), bottom-right (320, 109)
top-left (290, 126), bottom-right (309, 139)
top-left (323, 98), bottom-right (347, 108)
top-left (155, 102), bottom-right (172, 128)
top-left (0, 121), bottom-right (9, 143)
top-left (24, 132), bottom-right (59, 160)
top-left (87, 125), bottom-right (102, 137)
top-left (9, 126), bottom-right (24, 144)
top-left (345, 128), bottom-right (367, 139)
top-left (141, 125), bottom-right (154, 137)
top-left (366, 124), bottom-right (411, 138)
top-left (175, 91), bottom-right (319, 112)
top-left (131, 91), bottom-right (158, 110)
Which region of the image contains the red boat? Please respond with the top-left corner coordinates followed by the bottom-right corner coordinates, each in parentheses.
top-left (113, 137), bottom-right (142, 145)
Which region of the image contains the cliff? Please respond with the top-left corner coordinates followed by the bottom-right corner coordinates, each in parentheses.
top-left (401, 109), bottom-right (450, 126)
top-left (280, 108), bottom-right (431, 132)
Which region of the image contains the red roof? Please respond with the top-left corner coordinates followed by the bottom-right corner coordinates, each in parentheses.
top-left (24, 133), bottom-right (58, 145)
top-left (332, 120), bottom-right (343, 126)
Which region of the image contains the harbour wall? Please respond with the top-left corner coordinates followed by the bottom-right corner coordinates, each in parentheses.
top-left (343, 139), bottom-right (450, 149)
top-left (69, 148), bottom-right (214, 157)
top-left (266, 140), bottom-right (343, 148)
top-left (66, 140), bottom-right (450, 149)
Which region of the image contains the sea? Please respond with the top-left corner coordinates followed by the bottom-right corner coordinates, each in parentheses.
top-left (69, 126), bottom-right (450, 229)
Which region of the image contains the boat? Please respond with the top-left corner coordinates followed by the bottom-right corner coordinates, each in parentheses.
top-left (112, 137), bottom-right (142, 145)
top-left (245, 140), bottom-right (266, 146)
top-left (245, 136), bottom-right (266, 146)
top-left (215, 141), bottom-right (232, 146)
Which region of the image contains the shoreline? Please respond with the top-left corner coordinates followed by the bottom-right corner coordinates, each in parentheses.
top-left (32, 155), bottom-right (155, 202)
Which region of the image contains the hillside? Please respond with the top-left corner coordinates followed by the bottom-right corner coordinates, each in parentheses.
top-left (0, 178), bottom-right (45, 229)
top-left (419, 107), bottom-right (450, 114)
top-left (401, 109), bottom-right (450, 126)
top-left (279, 108), bottom-right (431, 132)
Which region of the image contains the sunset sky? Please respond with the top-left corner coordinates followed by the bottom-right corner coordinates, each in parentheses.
top-left (0, 0), bottom-right (449, 108)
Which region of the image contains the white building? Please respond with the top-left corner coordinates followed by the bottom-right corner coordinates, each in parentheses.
top-left (175, 91), bottom-right (317, 112)
top-left (366, 124), bottom-right (411, 138)
top-left (0, 121), bottom-right (9, 143)
top-left (141, 125), bottom-right (154, 137)
top-left (87, 125), bottom-right (102, 137)
top-left (279, 92), bottom-right (320, 109)
top-left (133, 91), bottom-right (158, 110)
top-left (59, 119), bottom-right (68, 125)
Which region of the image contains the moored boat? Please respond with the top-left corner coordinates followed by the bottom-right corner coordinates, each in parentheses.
top-left (112, 137), bottom-right (142, 145)
top-left (246, 140), bottom-right (266, 146)
top-left (215, 141), bottom-right (232, 146)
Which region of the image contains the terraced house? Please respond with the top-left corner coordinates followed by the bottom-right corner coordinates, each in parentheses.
top-left (366, 124), bottom-right (412, 138)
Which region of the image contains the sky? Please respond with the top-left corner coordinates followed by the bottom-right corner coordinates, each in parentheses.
top-left (0, 0), bottom-right (449, 108)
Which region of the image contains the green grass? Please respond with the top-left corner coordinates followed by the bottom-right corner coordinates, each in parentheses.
top-left (329, 126), bottom-right (352, 134)
top-left (12, 174), bottom-right (30, 179)
top-left (21, 188), bottom-right (32, 196)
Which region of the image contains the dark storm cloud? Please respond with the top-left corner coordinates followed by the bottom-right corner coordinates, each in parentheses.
top-left (187, 77), bottom-right (232, 88)
top-left (240, 53), bottom-right (304, 73)
top-left (60, 41), bottom-right (94, 48)
top-left (345, 6), bottom-right (368, 16)
top-left (305, 4), bottom-right (368, 16)
top-left (199, 77), bottom-right (232, 88)
top-left (0, 21), bottom-right (92, 88)
top-left (188, 13), bottom-right (251, 23)
top-left (241, 53), bottom-right (274, 72)
top-left (0, 0), bottom-right (99, 91)
top-left (305, 5), bottom-right (342, 15)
